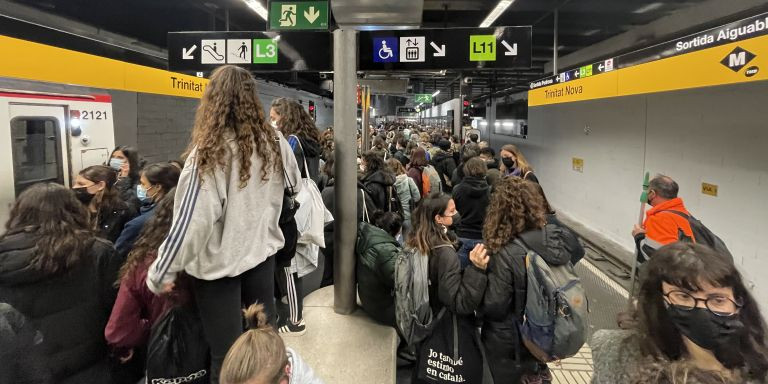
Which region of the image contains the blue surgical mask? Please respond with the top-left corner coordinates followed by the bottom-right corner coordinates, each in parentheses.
top-left (136, 184), bottom-right (152, 203)
top-left (109, 158), bottom-right (125, 171)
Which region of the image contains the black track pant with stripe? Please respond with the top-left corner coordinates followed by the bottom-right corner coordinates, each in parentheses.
top-left (191, 257), bottom-right (276, 384)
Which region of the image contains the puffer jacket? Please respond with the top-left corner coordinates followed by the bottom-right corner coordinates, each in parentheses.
top-left (428, 244), bottom-right (487, 316)
top-left (393, 174), bottom-right (420, 228)
top-left (0, 230), bottom-right (120, 384)
top-left (355, 222), bottom-right (399, 326)
top-left (0, 303), bottom-right (50, 384)
top-left (114, 177), bottom-right (141, 212)
top-left (361, 170), bottom-right (397, 212)
top-left (481, 224), bottom-right (577, 382)
top-left (452, 175), bottom-right (490, 240)
top-left (431, 150), bottom-right (457, 192)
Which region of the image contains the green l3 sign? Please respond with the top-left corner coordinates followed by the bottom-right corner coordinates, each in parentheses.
top-left (270, 1), bottom-right (329, 30)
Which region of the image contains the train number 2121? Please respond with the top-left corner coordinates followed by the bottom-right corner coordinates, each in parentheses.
top-left (81, 110), bottom-right (108, 120)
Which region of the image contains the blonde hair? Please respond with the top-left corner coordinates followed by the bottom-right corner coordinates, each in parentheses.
top-left (221, 304), bottom-right (288, 384)
top-left (500, 144), bottom-right (533, 174)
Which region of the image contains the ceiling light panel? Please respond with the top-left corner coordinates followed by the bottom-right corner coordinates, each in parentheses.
top-left (479, 0), bottom-right (516, 28)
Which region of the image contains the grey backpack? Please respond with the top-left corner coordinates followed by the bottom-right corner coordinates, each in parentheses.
top-left (394, 245), bottom-right (452, 347)
top-left (513, 238), bottom-right (588, 362)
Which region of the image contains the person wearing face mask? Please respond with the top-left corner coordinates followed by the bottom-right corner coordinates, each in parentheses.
top-left (108, 146), bottom-right (142, 211)
top-left (114, 163), bottom-right (181, 259)
top-left (499, 144), bottom-right (539, 183)
top-left (355, 211), bottom-right (403, 326)
top-left (73, 165), bottom-right (137, 243)
top-left (407, 193), bottom-right (489, 384)
top-left (631, 175), bottom-right (696, 264)
top-left (591, 242), bottom-right (768, 384)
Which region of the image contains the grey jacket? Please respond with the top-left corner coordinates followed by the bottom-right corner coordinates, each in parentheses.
top-left (393, 174), bottom-right (420, 226)
top-left (287, 347), bottom-right (324, 384)
top-left (148, 134), bottom-right (302, 292)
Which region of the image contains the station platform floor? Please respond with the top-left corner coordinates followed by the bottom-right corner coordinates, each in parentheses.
top-left (285, 227), bottom-right (633, 384)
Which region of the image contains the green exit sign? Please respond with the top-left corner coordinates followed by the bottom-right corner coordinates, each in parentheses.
top-left (269, 1), bottom-right (329, 30)
top-left (414, 94), bottom-right (433, 103)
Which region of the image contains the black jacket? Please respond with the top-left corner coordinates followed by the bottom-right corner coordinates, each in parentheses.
top-left (96, 200), bottom-right (138, 243)
top-left (393, 150), bottom-right (409, 167)
top-left (452, 176), bottom-right (490, 240)
top-left (321, 178), bottom-right (377, 235)
top-left (0, 303), bottom-right (51, 384)
top-left (291, 136), bottom-right (321, 181)
top-left (360, 170), bottom-right (397, 212)
top-left (431, 150), bottom-right (457, 192)
top-left (0, 230), bottom-right (120, 384)
top-left (480, 224), bottom-right (578, 381)
top-left (113, 177), bottom-right (141, 212)
top-left (428, 244), bottom-right (487, 316)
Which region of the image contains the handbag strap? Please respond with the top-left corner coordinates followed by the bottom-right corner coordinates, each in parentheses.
top-left (289, 134), bottom-right (310, 178)
top-left (360, 189), bottom-right (370, 223)
top-left (452, 312), bottom-right (459, 361)
top-left (278, 136), bottom-right (296, 195)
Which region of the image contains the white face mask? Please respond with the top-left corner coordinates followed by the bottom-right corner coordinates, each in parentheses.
top-left (270, 120), bottom-right (278, 129)
top-left (359, 164), bottom-right (366, 172)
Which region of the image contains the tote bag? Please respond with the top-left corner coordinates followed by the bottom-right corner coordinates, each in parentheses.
top-left (416, 312), bottom-right (484, 383)
top-left (290, 135), bottom-right (333, 247)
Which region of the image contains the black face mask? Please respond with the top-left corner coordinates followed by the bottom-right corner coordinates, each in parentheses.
top-left (73, 187), bottom-right (95, 205)
top-left (502, 157), bottom-right (516, 169)
top-left (665, 304), bottom-right (744, 352)
top-left (450, 212), bottom-right (461, 229)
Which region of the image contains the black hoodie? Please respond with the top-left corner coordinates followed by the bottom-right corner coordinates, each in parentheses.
top-left (480, 224), bottom-right (578, 380)
top-left (361, 170), bottom-right (397, 212)
top-left (431, 149), bottom-right (457, 192)
top-left (291, 136), bottom-right (322, 181)
top-left (452, 175), bottom-right (490, 239)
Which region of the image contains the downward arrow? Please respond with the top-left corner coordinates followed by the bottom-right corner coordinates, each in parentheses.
top-left (304, 6), bottom-right (320, 24)
top-left (182, 44), bottom-right (197, 60)
top-left (501, 40), bottom-right (517, 56)
top-left (430, 41), bottom-right (446, 57)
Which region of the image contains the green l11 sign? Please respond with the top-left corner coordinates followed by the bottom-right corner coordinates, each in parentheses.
top-left (414, 94), bottom-right (433, 103)
top-left (269, 1), bottom-right (329, 30)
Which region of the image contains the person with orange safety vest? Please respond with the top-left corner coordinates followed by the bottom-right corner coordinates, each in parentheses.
top-left (632, 175), bottom-right (695, 262)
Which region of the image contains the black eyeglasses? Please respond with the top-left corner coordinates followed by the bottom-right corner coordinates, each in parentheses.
top-left (663, 290), bottom-right (742, 317)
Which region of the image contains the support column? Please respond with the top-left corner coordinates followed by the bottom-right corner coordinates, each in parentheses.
top-left (333, 28), bottom-right (358, 315)
top-left (553, 8), bottom-right (559, 75)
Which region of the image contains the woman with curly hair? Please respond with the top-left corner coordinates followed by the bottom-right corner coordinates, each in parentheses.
top-left (0, 183), bottom-right (120, 383)
top-left (591, 242), bottom-right (768, 384)
top-left (270, 98), bottom-right (322, 181)
top-left (481, 177), bottom-right (581, 383)
top-left (106, 190), bottom-right (182, 382)
top-left (146, 65), bottom-right (302, 383)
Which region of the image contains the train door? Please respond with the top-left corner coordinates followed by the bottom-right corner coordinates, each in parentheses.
top-left (8, 104), bottom-right (70, 194)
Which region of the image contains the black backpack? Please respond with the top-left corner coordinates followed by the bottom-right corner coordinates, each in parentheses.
top-left (661, 210), bottom-right (733, 262)
top-left (386, 185), bottom-right (405, 219)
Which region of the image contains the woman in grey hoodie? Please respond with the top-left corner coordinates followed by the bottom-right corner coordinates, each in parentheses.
top-left (220, 303), bottom-right (323, 384)
top-left (386, 158), bottom-right (420, 239)
top-left (146, 65), bottom-right (302, 383)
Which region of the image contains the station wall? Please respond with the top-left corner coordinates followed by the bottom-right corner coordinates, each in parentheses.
top-left (502, 81), bottom-right (768, 306)
top-left (0, 77), bottom-right (333, 163)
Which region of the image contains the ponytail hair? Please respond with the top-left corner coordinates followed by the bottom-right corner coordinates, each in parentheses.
top-left (221, 304), bottom-right (288, 384)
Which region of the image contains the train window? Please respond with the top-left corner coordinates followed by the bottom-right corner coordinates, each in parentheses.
top-left (10, 117), bottom-right (64, 196)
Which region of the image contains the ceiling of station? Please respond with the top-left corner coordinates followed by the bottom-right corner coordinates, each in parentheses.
top-left (14, 0), bottom-right (706, 100)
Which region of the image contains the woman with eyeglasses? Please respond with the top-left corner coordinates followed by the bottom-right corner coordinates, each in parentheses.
top-left (592, 242), bottom-right (768, 384)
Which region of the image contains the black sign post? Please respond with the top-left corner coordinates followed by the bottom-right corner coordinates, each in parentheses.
top-left (167, 31), bottom-right (333, 73)
top-left (358, 27), bottom-right (532, 71)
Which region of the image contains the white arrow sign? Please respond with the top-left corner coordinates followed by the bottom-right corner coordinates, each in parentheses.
top-left (598, 63), bottom-right (604, 71)
top-left (501, 40), bottom-right (517, 56)
top-left (430, 41), bottom-right (446, 57)
top-left (182, 44), bottom-right (197, 60)
top-left (304, 6), bottom-right (320, 24)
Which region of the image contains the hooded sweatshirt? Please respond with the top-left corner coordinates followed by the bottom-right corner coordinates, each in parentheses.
top-left (147, 134), bottom-right (301, 293)
top-left (431, 149), bottom-right (457, 192)
top-left (481, 223), bottom-right (576, 381)
top-left (288, 135), bottom-right (321, 181)
top-left (393, 174), bottom-right (420, 226)
top-left (452, 175), bottom-right (490, 239)
top-left (361, 170), bottom-right (397, 213)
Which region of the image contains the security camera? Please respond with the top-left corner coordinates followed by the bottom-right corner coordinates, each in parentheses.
top-left (464, 77), bottom-right (473, 84)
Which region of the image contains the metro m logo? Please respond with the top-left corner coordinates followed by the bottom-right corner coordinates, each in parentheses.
top-left (720, 46), bottom-right (756, 72)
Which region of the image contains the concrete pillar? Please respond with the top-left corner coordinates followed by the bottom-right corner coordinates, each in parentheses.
top-left (332, 28), bottom-right (358, 315)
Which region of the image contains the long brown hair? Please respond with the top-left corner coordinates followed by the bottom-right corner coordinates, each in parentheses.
top-left (635, 243), bottom-right (768, 380)
top-left (500, 144), bottom-right (534, 174)
top-left (78, 165), bottom-right (122, 228)
top-left (482, 177), bottom-right (547, 252)
top-left (271, 98), bottom-right (322, 143)
top-left (117, 188), bottom-right (176, 284)
top-left (406, 193), bottom-right (454, 255)
top-left (186, 65), bottom-right (280, 188)
top-left (221, 303), bottom-right (288, 384)
top-left (2, 183), bottom-right (94, 274)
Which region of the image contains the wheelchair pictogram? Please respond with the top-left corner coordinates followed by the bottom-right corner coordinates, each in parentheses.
top-left (378, 41), bottom-right (394, 60)
top-left (373, 37), bottom-right (398, 63)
